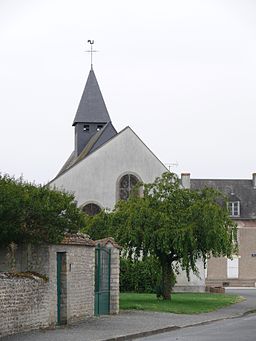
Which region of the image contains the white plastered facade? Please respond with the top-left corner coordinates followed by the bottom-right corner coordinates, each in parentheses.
top-left (51, 127), bottom-right (167, 210)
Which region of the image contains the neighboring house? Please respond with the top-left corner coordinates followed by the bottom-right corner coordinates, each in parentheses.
top-left (181, 173), bottom-right (256, 287)
top-left (49, 65), bottom-right (205, 292)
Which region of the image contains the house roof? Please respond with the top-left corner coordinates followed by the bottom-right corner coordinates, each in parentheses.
top-left (73, 69), bottom-right (111, 125)
top-left (95, 237), bottom-right (122, 249)
top-left (54, 121), bottom-right (117, 178)
top-left (191, 178), bottom-right (256, 220)
top-left (61, 233), bottom-right (96, 246)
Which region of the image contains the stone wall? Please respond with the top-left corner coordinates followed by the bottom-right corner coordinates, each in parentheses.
top-left (0, 274), bottom-right (50, 337)
top-left (109, 246), bottom-right (120, 314)
top-left (0, 244), bottom-right (49, 275)
top-left (0, 239), bottom-right (120, 337)
top-left (48, 245), bottom-right (95, 323)
top-left (0, 243), bottom-right (96, 337)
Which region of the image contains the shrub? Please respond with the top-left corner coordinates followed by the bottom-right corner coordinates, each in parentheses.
top-left (120, 256), bottom-right (161, 293)
top-left (0, 174), bottom-right (86, 245)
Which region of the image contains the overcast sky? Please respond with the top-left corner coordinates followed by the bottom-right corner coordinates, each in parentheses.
top-left (1, 0), bottom-right (256, 184)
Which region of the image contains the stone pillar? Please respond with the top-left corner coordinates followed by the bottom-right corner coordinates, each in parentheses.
top-left (109, 246), bottom-right (120, 314)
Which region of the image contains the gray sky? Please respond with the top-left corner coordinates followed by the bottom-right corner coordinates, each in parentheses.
top-left (1, 0), bottom-right (256, 184)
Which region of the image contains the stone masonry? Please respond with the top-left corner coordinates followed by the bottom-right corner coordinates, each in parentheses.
top-left (0, 235), bottom-right (120, 338)
top-left (109, 246), bottom-right (120, 314)
top-left (0, 274), bottom-right (50, 337)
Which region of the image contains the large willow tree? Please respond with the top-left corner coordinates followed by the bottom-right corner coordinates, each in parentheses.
top-left (90, 172), bottom-right (237, 300)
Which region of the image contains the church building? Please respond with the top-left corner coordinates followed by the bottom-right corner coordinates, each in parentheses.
top-left (50, 66), bottom-right (167, 212)
top-left (50, 63), bottom-right (205, 292)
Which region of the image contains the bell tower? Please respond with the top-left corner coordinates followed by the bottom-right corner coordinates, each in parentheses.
top-left (73, 68), bottom-right (111, 156)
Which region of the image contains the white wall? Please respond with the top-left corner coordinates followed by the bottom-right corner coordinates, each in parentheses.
top-left (174, 259), bottom-right (206, 292)
top-left (51, 127), bottom-right (167, 209)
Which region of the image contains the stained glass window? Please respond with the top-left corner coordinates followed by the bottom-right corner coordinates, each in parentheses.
top-left (82, 203), bottom-right (101, 216)
top-left (119, 174), bottom-right (139, 200)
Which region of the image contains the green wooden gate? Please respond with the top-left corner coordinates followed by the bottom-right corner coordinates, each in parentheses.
top-left (95, 244), bottom-right (111, 315)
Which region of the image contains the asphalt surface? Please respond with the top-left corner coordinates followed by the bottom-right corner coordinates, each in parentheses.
top-left (138, 312), bottom-right (256, 341)
top-left (2, 288), bottom-right (256, 341)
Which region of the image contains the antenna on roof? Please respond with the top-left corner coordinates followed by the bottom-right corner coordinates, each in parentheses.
top-left (86, 40), bottom-right (98, 70)
top-left (165, 162), bottom-right (179, 171)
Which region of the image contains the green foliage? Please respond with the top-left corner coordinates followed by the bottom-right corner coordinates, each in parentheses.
top-left (81, 210), bottom-right (113, 240)
top-left (0, 174), bottom-right (86, 245)
top-left (81, 172), bottom-right (237, 300)
top-left (120, 292), bottom-right (244, 314)
top-left (120, 256), bottom-right (161, 293)
top-left (112, 172), bottom-right (237, 299)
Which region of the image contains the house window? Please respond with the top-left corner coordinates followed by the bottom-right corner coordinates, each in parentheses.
top-left (228, 201), bottom-right (240, 217)
top-left (82, 203), bottom-right (101, 216)
top-left (119, 174), bottom-right (139, 201)
top-left (83, 124), bottom-right (90, 131)
top-left (227, 257), bottom-right (239, 278)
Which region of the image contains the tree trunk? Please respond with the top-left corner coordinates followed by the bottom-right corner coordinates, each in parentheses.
top-left (161, 258), bottom-right (175, 300)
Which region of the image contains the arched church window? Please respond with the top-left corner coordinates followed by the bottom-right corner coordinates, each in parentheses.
top-left (82, 203), bottom-right (101, 216)
top-left (119, 174), bottom-right (140, 201)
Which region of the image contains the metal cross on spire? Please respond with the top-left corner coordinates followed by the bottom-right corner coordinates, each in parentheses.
top-left (86, 40), bottom-right (97, 70)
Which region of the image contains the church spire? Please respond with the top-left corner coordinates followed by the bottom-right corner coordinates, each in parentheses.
top-left (72, 44), bottom-right (112, 156)
top-left (72, 69), bottom-right (110, 126)
top-left (73, 42), bottom-right (113, 156)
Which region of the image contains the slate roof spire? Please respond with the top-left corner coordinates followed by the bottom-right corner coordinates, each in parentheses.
top-left (72, 69), bottom-right (111, 126)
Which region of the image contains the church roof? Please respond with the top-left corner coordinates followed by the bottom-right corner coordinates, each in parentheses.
top-left (55, 121), bottom-right (117, 178)
top-left (73, 69), bottom-right (111, 125)
top-left (51, 126), bottom-right (168, 183)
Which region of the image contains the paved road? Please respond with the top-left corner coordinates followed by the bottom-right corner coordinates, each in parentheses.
top-left (138, 313), bottom-right (256, 341)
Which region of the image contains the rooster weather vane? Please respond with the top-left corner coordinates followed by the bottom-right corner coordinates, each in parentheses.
top-left (86, 40), bottom-right (97, 70)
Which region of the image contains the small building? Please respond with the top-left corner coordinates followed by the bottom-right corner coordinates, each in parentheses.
top-left (0, 235), bottom-right (120, 337)
top-left (181, 173), bottom-right (256, 288)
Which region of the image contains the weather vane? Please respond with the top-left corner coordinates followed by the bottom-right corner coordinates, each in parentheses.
top-left (86, 40), bottom-right (97, 70)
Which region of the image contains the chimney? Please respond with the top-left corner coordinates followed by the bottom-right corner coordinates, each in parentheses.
top-left (253, 173), bottom-right (256, 189)
top-left (181, 173), bottom-right (191, 189)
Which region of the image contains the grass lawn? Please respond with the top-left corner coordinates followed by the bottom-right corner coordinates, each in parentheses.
top-left (120, 292), bottom-right (244, 314)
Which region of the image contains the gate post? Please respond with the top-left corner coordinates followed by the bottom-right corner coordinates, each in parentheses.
top-left (109, 245), bottom-right (120, 314)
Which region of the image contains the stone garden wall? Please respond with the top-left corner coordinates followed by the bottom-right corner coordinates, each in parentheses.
top-left (48, 244), bottom-right (95, 323)
top-left (0, 273), bottom-right (50, 338)
top-left (0, 237), bottom-right (120, 337)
